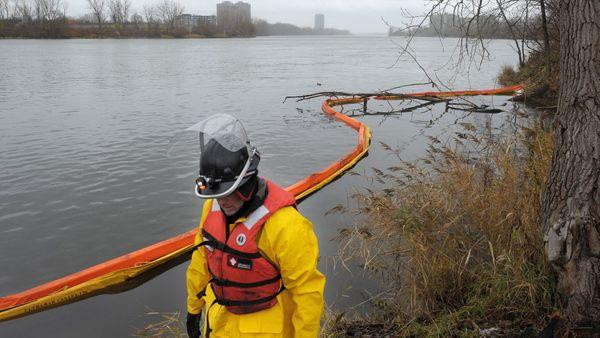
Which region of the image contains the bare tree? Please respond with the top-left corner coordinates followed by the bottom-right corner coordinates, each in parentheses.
top-left (494, 0), bottom-right (527, 67)
top-left (121, 0), bottom-right (130, 23)
top-left (389, 0), bottom-right (551, 78)
top-left (130, 11), bottom-right (142, 30)
top-left (108, 0), bottom-right (129, 25)
top-left (86, 0), bottom-right (106, 32)
top-left (1, 0), bottom-right (66, 36)
top-left (142, 3), bottom-right (157, 33)
top-left (33, 0), bottom-right (64, 21)
top-left (541, 0), bottom-right (600, 325)
top-left (0, 0), bottom-right (11, 20)
top-left (31, 0), bottom-right (66, 36)
top-left (142, 3), bottom-right (153, 23)
top-left (538, 0), bottom-right (551, 74)
top-left (14, 0), bottom-right (33, 21)
top-left (155, 0), bottom-right (182, 31)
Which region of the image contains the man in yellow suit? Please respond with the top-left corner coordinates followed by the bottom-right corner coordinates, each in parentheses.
top-left (185, 114), bottom-right (325, 337)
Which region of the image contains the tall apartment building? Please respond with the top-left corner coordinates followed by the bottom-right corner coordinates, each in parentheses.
top-left (314, 13), bottom-right (324, 30)
top-left (217, 1), bottom-right (251, 33)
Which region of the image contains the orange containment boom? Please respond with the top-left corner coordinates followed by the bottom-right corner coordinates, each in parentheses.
top-left (0, 85), bottom-right (522, 322)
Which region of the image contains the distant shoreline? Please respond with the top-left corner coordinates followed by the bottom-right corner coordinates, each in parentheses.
top-left (0, 34), bottom-right (356, 40)
top-left (1, 15), bottom-right (351, 40)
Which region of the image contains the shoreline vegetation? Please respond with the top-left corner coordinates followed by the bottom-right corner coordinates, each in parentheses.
top-left (0, 20), bottom-right (350, 39)
top-left (323, 117), bottom-right (557, 336)
top-left (0, 0), bottom-right (349, 39)
top-left (322, 4), bottom-right (564, 337)
top-left (0, 20), bottom-right (351, 39)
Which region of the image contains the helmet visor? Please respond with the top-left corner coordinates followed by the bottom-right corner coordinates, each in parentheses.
top-left (185, 114), bottom-right (255, 199)
top-left (186, 114), bottom-right (249, 154)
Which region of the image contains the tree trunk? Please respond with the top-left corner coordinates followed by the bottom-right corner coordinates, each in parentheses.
top-left (539, 0), bottom-right (551, 75)
top-left (542, 0), bottom-right (600, 326)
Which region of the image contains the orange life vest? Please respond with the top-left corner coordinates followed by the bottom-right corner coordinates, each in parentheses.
top-left (198, 179), bottom-right (296, 315)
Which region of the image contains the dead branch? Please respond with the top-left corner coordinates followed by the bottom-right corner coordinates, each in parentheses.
top-left (283, 92), bottom-right (448, 104)
top-left (351, 101), bottom-right (440, 117)
top-left (284, 89), bottom-right (506, 118)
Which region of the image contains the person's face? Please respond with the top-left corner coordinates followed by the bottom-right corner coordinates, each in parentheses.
top-left (217, 192), bottom-right (244, 216)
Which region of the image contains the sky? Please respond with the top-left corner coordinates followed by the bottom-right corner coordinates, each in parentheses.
top-left (66, 0), bottom-right (430, 34)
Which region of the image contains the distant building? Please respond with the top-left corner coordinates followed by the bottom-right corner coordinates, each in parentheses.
top-left (314, 13), bottom-right (324, 30)
top-left (178, 14), bottom-right (196, 30)
top-left (217, 1), bottom-right (251, 33)
top-left (177, 14), bottom-right (217, 30)
top-left (198, 15), bottom-right (217, 26)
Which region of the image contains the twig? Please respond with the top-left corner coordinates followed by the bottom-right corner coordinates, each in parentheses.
top-left (381, 81), bottom-right (434, 92)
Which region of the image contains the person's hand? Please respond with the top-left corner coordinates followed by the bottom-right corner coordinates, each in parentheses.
top-left (186, 312), bottom-right (201, 338)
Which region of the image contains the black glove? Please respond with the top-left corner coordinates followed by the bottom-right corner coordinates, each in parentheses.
top-left (186, 312), bottom-right (201, 338)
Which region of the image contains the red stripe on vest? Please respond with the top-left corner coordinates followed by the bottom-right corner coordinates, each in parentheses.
top-left (202, 179), bottom-right (296, 314)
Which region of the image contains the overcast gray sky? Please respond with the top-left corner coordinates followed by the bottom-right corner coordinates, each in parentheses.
top-left (66, 0), bottom-right (429, 33)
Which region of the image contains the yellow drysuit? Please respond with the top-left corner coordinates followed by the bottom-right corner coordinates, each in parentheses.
top-left (186, 199), bottom-right (325, 337)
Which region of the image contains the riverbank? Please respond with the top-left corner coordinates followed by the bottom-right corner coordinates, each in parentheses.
top-left (498, 48), bottom-right (559, 108)
top-left (323, 116), bottom-right (558, 336)
top-left (0, 26), bottom-right (255, 39)
top-left (0, 19), bottom-right (349, 39)
top-left (0, 18), bottom-right (257, 39)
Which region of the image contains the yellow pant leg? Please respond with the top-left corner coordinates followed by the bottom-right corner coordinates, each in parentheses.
top-left (202, 287), bottom-right (285, 337)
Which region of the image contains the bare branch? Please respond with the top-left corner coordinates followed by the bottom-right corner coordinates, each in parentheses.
top-left (108, 0), bottom-right (130, 24)
top-left (86, 0), bottom-right (106, 31)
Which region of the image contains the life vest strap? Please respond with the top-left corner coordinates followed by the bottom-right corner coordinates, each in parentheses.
top-left (214, 286), bottom-right (285, 307)
top-left (196, 283), bottom-right (285, 310)
top-left (196, 285), bottom-right (207, 299)
top-left (209, 274), bottom-right (281, 288)
top-left (205, 263), bottom-right (282, 289)
top-left (195, 231), bottom-right (262, 259)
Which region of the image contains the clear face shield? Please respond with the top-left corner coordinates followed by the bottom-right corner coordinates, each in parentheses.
top-left (184, 114), bottom-right (258, 199)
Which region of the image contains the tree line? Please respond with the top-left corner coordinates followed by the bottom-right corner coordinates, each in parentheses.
top-left (253, 19), bottom-right (349, 36)
top-left (0, 0), bottom-right (254, 38)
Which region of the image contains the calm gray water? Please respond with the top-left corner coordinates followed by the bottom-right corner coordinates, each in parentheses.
top-left (0, 36), bottom-right (520, 336)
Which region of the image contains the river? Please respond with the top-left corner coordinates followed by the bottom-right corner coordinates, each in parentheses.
top-left (0, 35), bottom-right (520, 336)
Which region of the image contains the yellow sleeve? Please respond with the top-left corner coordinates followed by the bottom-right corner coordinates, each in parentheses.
top-left (185, 200), bottom-right (212, 314)
top-left (262, 207), bottom-right (326, 337)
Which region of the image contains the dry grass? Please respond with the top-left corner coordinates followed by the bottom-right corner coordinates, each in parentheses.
top-left (328, 121), bottom-right (557, 336)
top-left (133, 311), bottom-right (186, 337)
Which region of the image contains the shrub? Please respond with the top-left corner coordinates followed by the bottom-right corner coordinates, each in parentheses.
top-left (498, 65), bottom-right (520, 86)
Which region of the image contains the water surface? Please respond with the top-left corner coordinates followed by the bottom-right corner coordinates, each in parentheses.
top-left (0, 35), bottom-right (520, 336)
